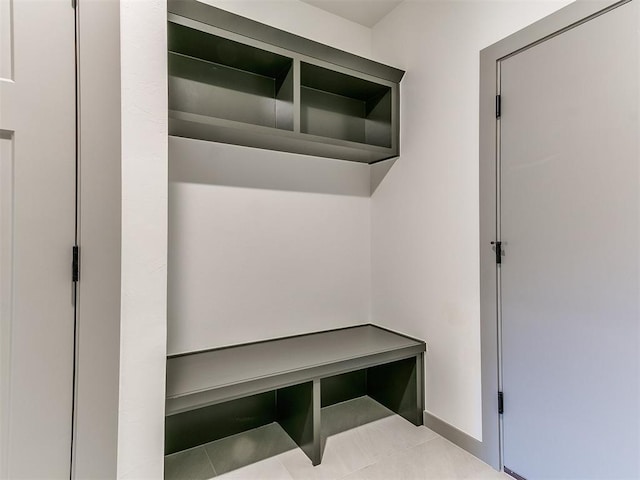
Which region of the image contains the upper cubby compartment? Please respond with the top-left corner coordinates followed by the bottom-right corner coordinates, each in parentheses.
top-left (300, 62), bottom-right (392, 148)
top-left (167, 0), bottom-right (405, 164)
top-left (168, 22), bottom-right (294, 130)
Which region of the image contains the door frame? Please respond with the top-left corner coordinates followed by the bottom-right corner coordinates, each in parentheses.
top-left (2, 0), bottom-right (122, 476)
top-left (478, 0), bottom-right (632, 470)
top-left (72, 0), bottom-right (122, 478)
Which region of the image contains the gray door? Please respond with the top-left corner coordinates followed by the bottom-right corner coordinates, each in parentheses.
top-left (500, 2), bottom-right (639, 479)
top-left (0, 0), bottom-right (76, 477)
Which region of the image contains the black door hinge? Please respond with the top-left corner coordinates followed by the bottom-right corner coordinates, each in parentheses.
top-left (72, 245), bottom-right (79, 282)
top-left (496, 94), bottom-right (501, 119)
top-left (498, 391), bottom-right (504, 414)
top-left (491, 241), bottom-right (502, 264)
top-left (71, 0), bottom-right (77, 9)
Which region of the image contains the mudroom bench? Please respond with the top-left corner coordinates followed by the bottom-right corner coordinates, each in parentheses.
top-left (165, 324), bottom-right (426, 465)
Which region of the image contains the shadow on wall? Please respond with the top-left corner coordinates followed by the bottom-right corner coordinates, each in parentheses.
top-left (371, 157), bottom-right (397, 193)
top-left (169, 135), bottom-right (375, 197)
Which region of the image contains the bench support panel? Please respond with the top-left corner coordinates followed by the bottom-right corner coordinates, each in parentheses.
top-left (277, 379), bottom-right (321, 466)
top-left (367, 354), bottom-right (424, 426)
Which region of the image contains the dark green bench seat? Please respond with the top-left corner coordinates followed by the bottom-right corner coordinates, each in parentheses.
top-left (165, 324), bottom-right (426, 465)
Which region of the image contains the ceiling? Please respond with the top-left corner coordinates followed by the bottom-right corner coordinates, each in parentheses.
top-left (299, 0), bottom-right (404, 28)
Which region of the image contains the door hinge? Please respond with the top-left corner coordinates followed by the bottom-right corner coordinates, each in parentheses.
top-left (498, 391), bottom-right (504, 414)
top-left (496, 94), bottom-right (501, 119)
top-left (71, 0), bottom-right (77, 9)
top-left (491, 241), bottom-right (502, 264)
top-left (72, 245), bottom-right (79, 282)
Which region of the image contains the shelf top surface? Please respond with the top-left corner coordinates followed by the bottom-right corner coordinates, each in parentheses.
top-left (166, 325), bottom-right (424, 399)
top-left (167, 0), bottom-right (405, 84)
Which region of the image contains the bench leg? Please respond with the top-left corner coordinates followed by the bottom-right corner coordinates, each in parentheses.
top-left (367, 354), bottom-right (424, 426)
top-left (276, 379), bottom-right (321, 465)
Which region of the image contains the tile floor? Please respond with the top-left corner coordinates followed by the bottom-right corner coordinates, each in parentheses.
top-left (165, 396), bottom-right (509, 480)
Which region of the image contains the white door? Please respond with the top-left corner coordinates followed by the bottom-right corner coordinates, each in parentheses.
top-left (1, 0), bottom-right (77, 478)
top-left (499, 2), bottom-right (639, 479)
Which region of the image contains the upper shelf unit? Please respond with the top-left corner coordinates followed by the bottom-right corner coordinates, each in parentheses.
top-left (168, 0), bottom-right (405, 164)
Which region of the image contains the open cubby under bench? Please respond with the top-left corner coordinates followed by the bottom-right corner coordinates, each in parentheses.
top-left (165, 324), bottom-right (426, 466)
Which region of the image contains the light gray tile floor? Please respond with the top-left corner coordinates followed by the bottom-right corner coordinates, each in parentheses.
top-left (164, 396), bottom-right (509, 480)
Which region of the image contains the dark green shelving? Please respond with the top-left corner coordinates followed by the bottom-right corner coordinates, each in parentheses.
top-left (168, 0), bottom-right (405, 163)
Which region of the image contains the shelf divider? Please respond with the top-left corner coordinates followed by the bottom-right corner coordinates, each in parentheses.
top-left (276, 379), bottom-right (321, 466)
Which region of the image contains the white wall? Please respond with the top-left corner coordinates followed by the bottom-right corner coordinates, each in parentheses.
top-left (168, 139), bottom-right (371, 354)
top-left (118, 0), bottom-right (167, 478)
top-left (167, 1), bottom-right (374, 355)
top-left (370, 0), bottom-right (571, 440)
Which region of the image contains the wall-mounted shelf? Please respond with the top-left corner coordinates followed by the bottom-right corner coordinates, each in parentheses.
top-left (167, 0), bottom-right (405, 164)
top-left (168, 22), bottom-right (294, 130)
top-left (300, 62), bottom-right (392, 148)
